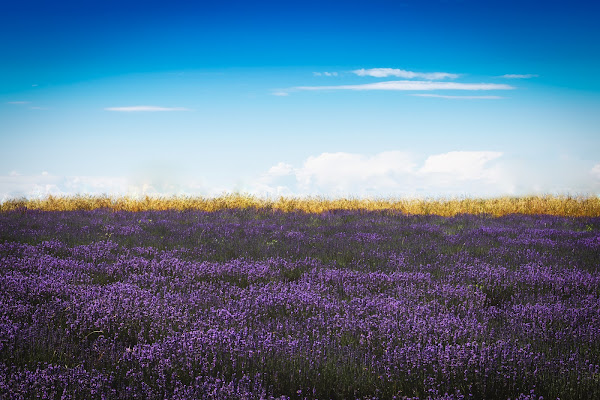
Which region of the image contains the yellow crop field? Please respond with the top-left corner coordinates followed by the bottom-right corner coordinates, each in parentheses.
top-left (1, 194), bottom-right (599, 217)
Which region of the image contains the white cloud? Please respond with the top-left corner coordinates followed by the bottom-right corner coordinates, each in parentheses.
top-left (271, 91), bottom-right (289, 96)
top-left (4, 156), bottom-right (599, 201)
top-left (353, 68), bottom-right (459, 80)
top-left (104, 106), bottom-right (190, 112)
top-left (250, 151), bottom-right (600, 197)
top-left (6, 101), bottom-right (30, 105)
top-left (295, 151), bottom-right (416, 193)
top-left (266, 162), bottom-right (295, 177)
top-left (411, 94), bottom-right (503, 99)
top-left (313, 72), bottom-right (338, 77)
top-left (295, 80), bottom-right (514, 92)
top-left (500, 74), bottom-right (539, 79)
top-left (250, 151), bottom-right (506, 197)
top-left (419, 151), bottom-right (503, 181)
top-left (254, 163), bottom-right (296, 197)
top-left (253, 152), bottom-right (417, 197)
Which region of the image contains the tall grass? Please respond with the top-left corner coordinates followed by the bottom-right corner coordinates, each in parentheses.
top-left (1, 194), bottom-right (599, 216)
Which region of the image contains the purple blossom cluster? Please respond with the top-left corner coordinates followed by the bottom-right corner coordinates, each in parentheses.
top-left (1, 209), bottom-right (599, 399)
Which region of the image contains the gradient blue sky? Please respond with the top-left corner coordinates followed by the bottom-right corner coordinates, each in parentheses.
top-left (2, 0), bottom-right (599, 199)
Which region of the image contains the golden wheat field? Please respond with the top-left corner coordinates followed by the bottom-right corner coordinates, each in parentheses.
top-left (1, 194), bottom-right (599, 216)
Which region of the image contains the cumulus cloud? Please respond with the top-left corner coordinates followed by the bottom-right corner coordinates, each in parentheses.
top-left (254, 152), bottom-right (416, 197)
top-left (500, 74), bottom-right (539, 79)
top-left (251, 151), bottom-right (509, 197)
top-left (419, 151), bottom-right (502, 179)
top-left (266, 162), bottom-right (295, 177)
top-left (416, 152), bottom-right (504, 192)
top-left (295, 80), bottom-right (514, 92)
top-left (353, 68), bottom-right (459, 80)
top-left (249, 151), bottom-right (600, 198)
top-left (411, 94), bottom-right (503, 99)
top-left (297, 152), bottom-right (416, 193)
top-left (104, 106), bottom-right (190, 112)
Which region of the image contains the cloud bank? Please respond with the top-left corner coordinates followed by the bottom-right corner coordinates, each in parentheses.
top-left (253, 151), bottom-right (600, 198)
top-left (254, 151), bottom-right (506, 197)
top-left (3, 154), bottom-right (599, 200)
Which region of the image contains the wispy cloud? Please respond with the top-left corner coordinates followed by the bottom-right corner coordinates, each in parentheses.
top-left (271, 91), bottom-right (289, 96)
top-left (412, 94), bottom-right (503, 99)
top-left (313, 71), bottom-right (338, 77)
top-left (104, 106), bottom-right (191, 112)
top-left (294, 80), bottom-right (514, 92)
top-left (6, 101), bottom-right (30, 105)
top-left (500, 74), bottom-right (539, 79)
top-left (353, 68), bottom-right (459, 80)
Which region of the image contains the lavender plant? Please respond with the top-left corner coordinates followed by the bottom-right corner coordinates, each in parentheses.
top-left (1, 208), bottom-right (599, 399)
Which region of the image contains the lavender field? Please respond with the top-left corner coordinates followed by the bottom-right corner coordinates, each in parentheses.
top-left (1, 208), bottom-right (599, 399)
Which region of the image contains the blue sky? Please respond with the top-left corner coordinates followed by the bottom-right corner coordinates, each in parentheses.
top-left (1, 0), bottom-right (599, 199)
